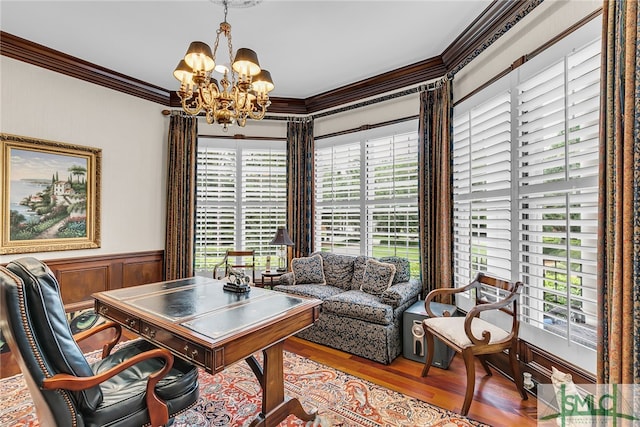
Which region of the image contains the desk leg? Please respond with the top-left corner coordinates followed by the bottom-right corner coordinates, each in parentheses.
top-left (246, 341), bottom-right (316, 427)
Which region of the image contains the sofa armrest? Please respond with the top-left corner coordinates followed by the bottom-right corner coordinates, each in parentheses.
top-left (381, 278), bottom-right (422, 308)
top-left (278, 272), bottom-right (295, 286)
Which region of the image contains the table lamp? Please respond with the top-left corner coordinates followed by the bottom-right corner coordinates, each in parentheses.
top-left (270, 227), bottom-right (294, 272)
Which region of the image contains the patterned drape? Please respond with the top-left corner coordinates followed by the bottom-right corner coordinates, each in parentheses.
top-left (597, 0), bottom-right (640, 385)
top-left (418, 79), bottom-right (453, 298)
top-left (164, 113), bottom-right (197, 280)
top-left (286, 118), bottom-right (315, 261)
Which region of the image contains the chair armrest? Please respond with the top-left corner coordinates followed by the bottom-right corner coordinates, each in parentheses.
top-left (423, 285), bottom-right (471, 318)
top-left (212, 254), bottom-right (229, 279)
top-left (73, 321), bottom-right (122, 358)
top-left (42, 347), bottom-right (174, 427)
top-left (464, 291), bottom-right (520, 345)
top-left (278, 272), bottom-right (295, 286)
top-left (381, 278), bottom-right (422, 308)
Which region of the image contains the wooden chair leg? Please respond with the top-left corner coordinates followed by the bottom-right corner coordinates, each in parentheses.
top-left (478, 355), bottom-right (492, 376)
top-left (421, 328), bottom-right (436, 377)
top-left (509, 341), bottom-right (528, 400)
top-left (461, 349), bottom-right (476, 416)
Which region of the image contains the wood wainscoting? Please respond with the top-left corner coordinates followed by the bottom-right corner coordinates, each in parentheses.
top-left (487, 338), bottom-right (596, 395)
top-left (3, 250), bottom-right (164, 312)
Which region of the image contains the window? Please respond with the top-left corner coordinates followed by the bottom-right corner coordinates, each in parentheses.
top-left (194, 138), bottom-right (286, 276)
top-left (452, 20), bottom-right (600, 372)
top-left (314, 121), bottom-right (420, 275)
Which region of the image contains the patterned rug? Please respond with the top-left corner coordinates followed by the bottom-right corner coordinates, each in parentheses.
top-left (0, 348), bottom-right (488, 427)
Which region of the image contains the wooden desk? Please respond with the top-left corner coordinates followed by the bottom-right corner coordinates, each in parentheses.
top-left (93, 276), bottom-right (322, 427)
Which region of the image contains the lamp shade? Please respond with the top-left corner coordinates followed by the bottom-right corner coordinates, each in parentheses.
top-left (184, 41), bottom-right (215, 72)
top-left (232, 48), bottom-right (261, 77)
top-left (173, 60), bottom-right (194, 84)
top-left (252, 69), bottom-right (275, 94)
top-left (270, 227), bottom-right (294, 246)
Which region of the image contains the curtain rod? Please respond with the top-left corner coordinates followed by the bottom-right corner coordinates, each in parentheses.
top-left (161, 75), bottom-right (450, 123)
top-left (311, 74), bottom-right (451, 120)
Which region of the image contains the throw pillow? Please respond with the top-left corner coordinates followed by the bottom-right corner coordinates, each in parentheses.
top-left (291, 254), bottom-right (326, 285)
top-left (378, 256), bottom-right (410, 285)
top-left (361, 259), bottom-right (396, 296)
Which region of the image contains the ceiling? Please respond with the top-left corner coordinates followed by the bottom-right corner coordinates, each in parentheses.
top-left (0, 0), bottom-right (493, 100)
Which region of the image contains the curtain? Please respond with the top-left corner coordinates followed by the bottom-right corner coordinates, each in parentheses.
top-left (164, 113), bottom-right (198, 280)
top-left (418, 79), bottom-right (453, 298)
top-left (597, 0), bottom-right (640, 385)
top-left (286, 118), bottom-right (314, 260)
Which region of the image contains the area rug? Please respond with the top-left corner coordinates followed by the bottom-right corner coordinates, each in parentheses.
top-left (0, 349), bottom-right (487, 427)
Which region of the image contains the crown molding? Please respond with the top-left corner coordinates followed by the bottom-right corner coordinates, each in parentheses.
top-left (442, 0), bottom-right (544, 73)
top-left (1, 1), bottom-right (542, 115)
top-left (0, 31), bottom-right (170, 105)
top-left (303, 56), bottom-right (446, 114)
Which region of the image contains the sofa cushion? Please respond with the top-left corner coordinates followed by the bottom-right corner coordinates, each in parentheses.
top-left (316, 252), bottom-right (355, 290)
top-left (323, 290), bottom-right (393, 325)
top-left (291, 254), bottom-right (326, 285)
top-left (272, 283), bottom-right (343, 300)
top-left (361, 259), bottom-right (396, 296)
top-left (378, 256), bottom-right (410, 285)
top-left (350, 255), bottom-right (374, 290)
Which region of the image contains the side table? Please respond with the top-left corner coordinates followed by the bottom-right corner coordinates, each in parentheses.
top-left (260, 270), bottom-right (285, 288)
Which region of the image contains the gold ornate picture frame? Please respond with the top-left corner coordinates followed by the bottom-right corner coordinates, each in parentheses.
top-left (1, 133), bottom-right (101, 254)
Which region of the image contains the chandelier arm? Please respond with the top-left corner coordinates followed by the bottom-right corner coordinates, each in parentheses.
top-left (205, 109), bottom-right (216, 125)
top-left (247, 104), bottom-right (267, 120)
top-left (180, 93), bottom-right (204, 116)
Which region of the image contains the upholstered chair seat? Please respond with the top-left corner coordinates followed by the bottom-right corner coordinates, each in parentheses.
top-left (423, 317), bottom-right (511, 348)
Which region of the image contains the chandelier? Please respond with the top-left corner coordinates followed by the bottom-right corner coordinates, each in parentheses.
top-left (173, 0), bottom-right (274, 130)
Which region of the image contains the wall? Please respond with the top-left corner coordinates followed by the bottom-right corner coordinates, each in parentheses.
top-left (198, 115), bottom-right (287, 139)
top-left (0, 56), bottom-right (169, 264)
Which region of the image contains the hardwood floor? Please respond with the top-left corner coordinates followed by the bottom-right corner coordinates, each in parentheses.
top-left (0, 333), bottom-right (539, 426)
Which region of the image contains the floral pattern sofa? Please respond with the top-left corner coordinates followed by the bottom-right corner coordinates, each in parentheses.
top-left (273, 251), bottom-right (421, 364)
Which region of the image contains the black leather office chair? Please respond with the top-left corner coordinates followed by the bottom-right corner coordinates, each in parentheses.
top-left (0, 257), bottom-right (200, 427)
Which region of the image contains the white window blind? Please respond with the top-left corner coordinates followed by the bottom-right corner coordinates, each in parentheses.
top-left (453, 91), bottom-right (512, 285)
top-left (315, 141), bottom-right (361, 254)
top-left (314, 121), bottom-right (420, 274)
top-left (452, 19), bottom-right (600, 372)
top-left (194, 139), bottom-right (286, 275)
top-left (517, 38), bottom-right (600, 354)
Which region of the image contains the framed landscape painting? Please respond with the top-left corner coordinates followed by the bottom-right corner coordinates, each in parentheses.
top-left (0, 134), bottom-right (101, 254)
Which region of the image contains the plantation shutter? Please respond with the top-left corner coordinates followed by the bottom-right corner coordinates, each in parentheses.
top-left (517, 39), bottom-right (600, 349)
top-left (194, 139), bottom-right (286, 275)
top-left (452, 91), bottom-right (512, 286)
top-left (365, 131), bottom-right (419, 259)
top-left (314, 120), bottom-right (420, 270)
top-left (242, 147), bottom-right (287, 259)
top-left (314, 141), bottom-right (362, 254)
top-left (195, 145), bottom-right (237, 273)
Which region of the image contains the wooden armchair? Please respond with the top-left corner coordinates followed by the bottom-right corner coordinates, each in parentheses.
top-left (421, 272), bottom-right (528, 415)
top-left (213, 249), bottom-right (256, 283)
